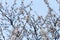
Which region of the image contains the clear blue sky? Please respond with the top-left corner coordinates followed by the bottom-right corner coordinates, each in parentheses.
top-left (32, 0), bottom-right (60, 17)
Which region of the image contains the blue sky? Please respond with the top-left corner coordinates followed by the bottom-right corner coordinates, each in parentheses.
top-left (1, 0), bottom-right (60, 17)
top-left (32, 0), bottom-right (60, 17)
